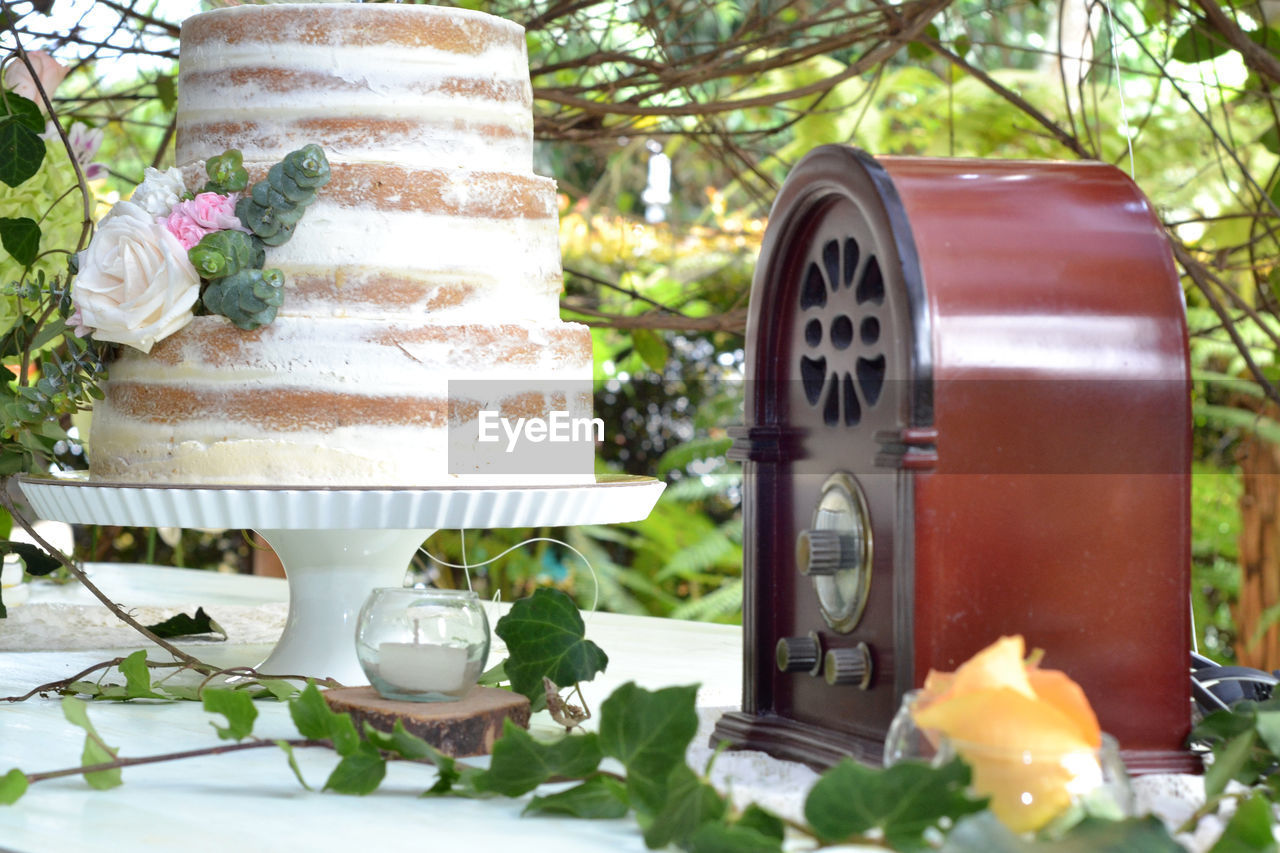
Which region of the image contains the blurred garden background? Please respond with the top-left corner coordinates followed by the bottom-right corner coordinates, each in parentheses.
top-left (2, 0), bottom-right (1279, 666)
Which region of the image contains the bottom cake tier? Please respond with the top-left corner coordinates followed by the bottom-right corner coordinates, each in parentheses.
top-left (88, 315), bottom-right (595, 486)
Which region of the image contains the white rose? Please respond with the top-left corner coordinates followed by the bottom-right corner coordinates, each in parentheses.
top-left (127, 167), bottom-right (187, 218)
top-left (73, 201), bottom-right (200, 353)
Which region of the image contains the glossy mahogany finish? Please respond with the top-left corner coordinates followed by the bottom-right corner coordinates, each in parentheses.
top-left (712, 146), bottom-right (1193, 773)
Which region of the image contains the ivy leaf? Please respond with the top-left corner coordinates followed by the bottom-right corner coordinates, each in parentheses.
top-left (631, 328), bottom-right (669, 373)
top-left (2, 540), bottom-right (60, 575)
top-left (475, 721), bottom-right (603, 796)
top-left (119, 650), bottom-right (161, 699)
top-left (144, 607), bottom-right (224, 640)
top-left (289, 682), bottom-right (331, 739)
top-left (289, 681), bottom-right (358, 754)
top-left (155, 74), bottom-right (177, 112)
top-left (276, 740), bottom-right (312, 791)
top-left (253, 679), bottom-right (299, 702)
top-left (943, 812), bottom-right (1182, 852)
top-left (477, 659), bottom-right (507, 687)
top-left (0, 217), bottom-right (39, 267)
top-left (0, 768), bottom-right (27, 805)
top-left (494, 588), bottom-right (608, 708)
top-left (1206, 729), bottom-right (1257, 798)
top-left (597, 682), bottom-right (699, 816)
top-left (733, 804), bottom-right (785, 842)
top-left (686, 821), bottom-right (784, 853)
top-left (62, 697), bottom-right (122, 790)
top-left (523, 774), bottom-right (629, 819)
top-left (1172, 23), bottom-right (1230, 63)
top-left (1210, 792), bottom-right (1278, 853)
top-left (323, 741), bottom-right (386, 795)
top-left (804, 757), bottom-right (985, 851)
top-left (0, 117), bottom-right (44, 188)
top-left (0, 93), bottom-right (42, 132)
top-left (642, 763), bottom-right (726, 849)
top-left (362, 719), bottom-right (433, 761)
top-left (1252, 709), bottom-right (1280, 756)
top-left (203, 688), bottom-right (258, 741)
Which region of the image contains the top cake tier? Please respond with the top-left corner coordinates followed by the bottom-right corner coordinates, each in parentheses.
top-left (176, 3), bottom-right (535, 171)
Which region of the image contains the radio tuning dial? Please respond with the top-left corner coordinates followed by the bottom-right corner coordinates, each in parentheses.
top-left (798, 473), bottom-right (873, 633)
top-left (824, 643), bottom-right (873, 689)
top-left (776, 635), bottom-right (820, 673)
top-left (796, 529), bottom-right (861, 576)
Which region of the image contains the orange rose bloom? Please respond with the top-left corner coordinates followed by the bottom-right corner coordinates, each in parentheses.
top-left (911, 636), bottom-right (1102, 832)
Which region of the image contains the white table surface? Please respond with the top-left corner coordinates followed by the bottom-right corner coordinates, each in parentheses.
top-left (0, 564), bottom-right (1213, 852)
top-left (0, 563), bottom-right (755, 853)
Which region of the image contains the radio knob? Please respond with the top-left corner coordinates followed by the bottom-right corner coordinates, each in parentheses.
top-left (824, 643), bottom-right (873, 689)
top-left (776, 635), bottom-right (820, 674)
top-left (796, 529), bottom-right (859, 576)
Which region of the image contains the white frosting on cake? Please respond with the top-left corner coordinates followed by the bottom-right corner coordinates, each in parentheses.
top-left (88, 4), bottom-right (593, 486)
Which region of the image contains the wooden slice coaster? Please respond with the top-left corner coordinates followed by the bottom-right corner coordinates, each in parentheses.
top-left (323, 685), bottom-right (531, 757)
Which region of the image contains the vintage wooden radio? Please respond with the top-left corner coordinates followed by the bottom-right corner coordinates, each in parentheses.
top-left (712, 146), bottom-right (1193, 773)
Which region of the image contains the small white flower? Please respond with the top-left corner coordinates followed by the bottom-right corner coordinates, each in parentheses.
top-left (73, 201), bottom-right (200, 353)
top-left (127, 167), bottom-right (188, 219)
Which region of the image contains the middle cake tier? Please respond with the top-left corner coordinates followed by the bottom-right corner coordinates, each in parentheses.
top-left (180, 162), bottom-right (565, 322)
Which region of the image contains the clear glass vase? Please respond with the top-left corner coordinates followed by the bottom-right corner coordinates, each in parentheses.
top-left (355, 588), bottom-right (490, 702)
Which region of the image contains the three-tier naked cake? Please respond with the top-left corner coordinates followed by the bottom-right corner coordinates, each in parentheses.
top-left (87, 3), bottom-right (593, 486)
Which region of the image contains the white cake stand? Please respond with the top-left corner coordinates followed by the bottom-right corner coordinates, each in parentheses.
top-left (15, 473), bottom-right (664, 684)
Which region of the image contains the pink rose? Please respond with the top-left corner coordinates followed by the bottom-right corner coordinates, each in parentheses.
top-left (164, 192), bottom-right (247, 249)
top-left (4, 50), bottom-right (69, 109)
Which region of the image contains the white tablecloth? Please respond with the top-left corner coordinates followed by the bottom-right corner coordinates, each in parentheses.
top-left (0, 564), bottom-right (1211, 852)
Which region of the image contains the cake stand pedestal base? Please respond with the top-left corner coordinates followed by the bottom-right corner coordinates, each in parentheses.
top-left (254, 528), bottom-right (432, 685)
top-left (323, 685), bottom-right (530, 757)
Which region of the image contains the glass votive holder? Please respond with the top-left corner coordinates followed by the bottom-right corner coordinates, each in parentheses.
top-left (355, 587), bottom-right (490, 702)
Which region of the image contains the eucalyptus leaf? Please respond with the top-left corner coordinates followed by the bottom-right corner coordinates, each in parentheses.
top-left (523, 774), bottom-right (629, 819)
top-left (641, 763), bottom-right (726, 849)
top-left (203, 688), bottom-right (258, 741)
top-left (0, 216), bottom-right (40, 267)
top-left (475, 721), bottom-right (603, 796)
top-left (494, 587), bottom-right (608, 708)
top-left (804, 757), bottom-right (985, 851)
top-left (323, 741), bottom-right (385, 795)
top-left (597, 681), bottom-right (699, 816)
top-left (0, 117), bottom-right (44, 188)
top-left (0, 768), bottom-right (27, 805)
